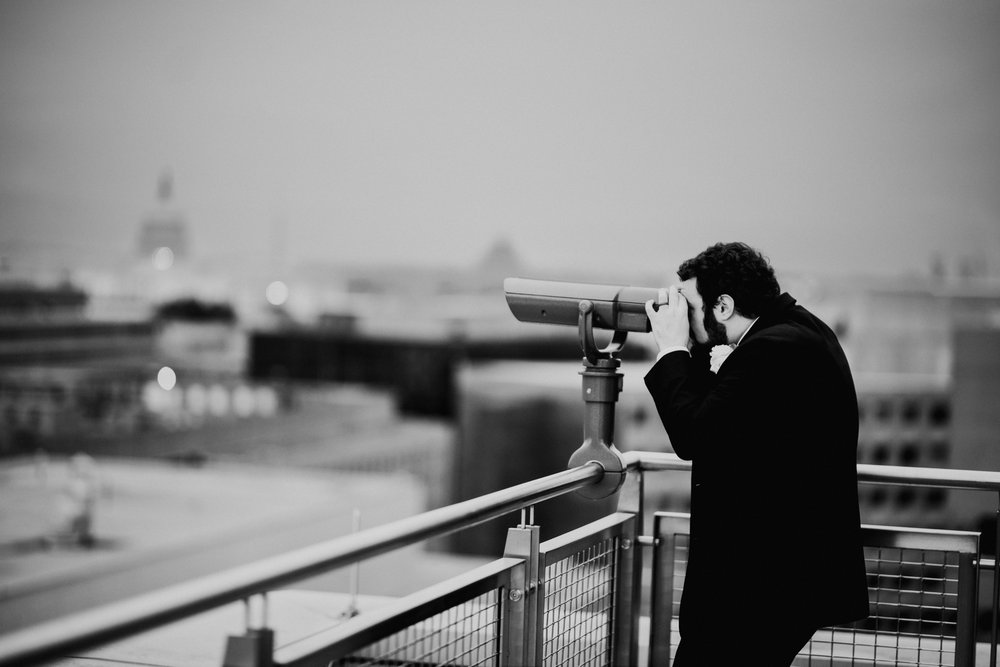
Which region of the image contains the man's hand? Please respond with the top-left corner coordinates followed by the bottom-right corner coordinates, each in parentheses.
top-left (645, 286), bottom-right (691, 352)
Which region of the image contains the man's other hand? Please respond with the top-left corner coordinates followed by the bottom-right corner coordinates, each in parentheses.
top-left (645, 286), bottom-right (691, 352)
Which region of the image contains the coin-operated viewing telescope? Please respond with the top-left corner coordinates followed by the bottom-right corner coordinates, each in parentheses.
top-left (503, 278), bottom-right (658, 335)
top-left (503, 277), bottom-right (661, 498)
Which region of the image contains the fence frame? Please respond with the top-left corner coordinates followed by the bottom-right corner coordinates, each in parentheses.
top-left (276, 557), bottom-right (522, 667)
top-left (649, 511), bottom-right (981, 667)
top-left (1, 454), bottom-right (999, 667)
top-left (537, 512), bottom-right (638, 666)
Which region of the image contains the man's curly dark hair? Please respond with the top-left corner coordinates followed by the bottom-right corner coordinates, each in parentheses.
top-left (677, 242), bottom-right (780, 319)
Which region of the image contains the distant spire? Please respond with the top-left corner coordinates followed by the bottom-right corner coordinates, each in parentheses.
top-left (138, 170), bottom-right (188, 262)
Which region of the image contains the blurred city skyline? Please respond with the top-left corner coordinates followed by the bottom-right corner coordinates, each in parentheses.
top-left (2, 0), bottom-right (999, 282)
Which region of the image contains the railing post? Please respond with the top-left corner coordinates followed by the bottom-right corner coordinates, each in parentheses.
top-left (500, 561), bottom-right (528, 667)
top-left (957, 550), bottom-right (979, 667)
top-left (221, 595), bottom-right (273, 667)
top-left (221, 629), bottom-right (274, 667)
top-left (649, 513), bottom-right (690, 667)
top-left (992, 492), bottom-right (1000, 667)
top-left (612, 515), bottom-right (641, 666)
top-left (503, 523), bottom-right (542, 667)
top-left (614, 467), bottom-right (645, 666)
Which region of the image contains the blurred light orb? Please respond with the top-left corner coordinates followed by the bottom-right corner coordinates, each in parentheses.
top-left (266, 280), bottom-right (289, 306)
top-left (233, 385), bottom-right (255, 417)
top-left (152, 247), bottom-right (174, 271)
top-left (157, 366), bottom-right (177, 391)
top-left (142, 381), bottom-right (165, 412)
top-left (208, 384), bottom-right (230, 416)
top-left (256, 387), bottom-right (278, 416)
top-left (186, 383), bottom-right (207, 415)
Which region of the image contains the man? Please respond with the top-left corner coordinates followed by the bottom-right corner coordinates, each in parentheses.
top-left (643, 242), bottom-right (869, 666)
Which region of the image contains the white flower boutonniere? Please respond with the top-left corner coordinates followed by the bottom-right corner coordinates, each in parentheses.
top-left (709, 345), bottom-right (735, 374)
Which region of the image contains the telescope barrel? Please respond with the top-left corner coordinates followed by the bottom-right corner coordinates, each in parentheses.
top-left (503, 277), bottom-right (659, 333)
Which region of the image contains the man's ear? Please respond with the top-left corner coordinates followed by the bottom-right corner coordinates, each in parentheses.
top-left (715, 294), bottom-right (736, 322)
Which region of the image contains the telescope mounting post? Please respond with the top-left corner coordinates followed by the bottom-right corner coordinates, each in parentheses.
top-left (569, 300), bottom-right (627, 499)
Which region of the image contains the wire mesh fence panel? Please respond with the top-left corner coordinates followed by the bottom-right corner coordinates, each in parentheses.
top-left (540, 536), bottom-right (619, 667)
top-left (650, 513), bottom-right (979, 667)
top-left (797, 546), bottom-right (963, 667)
top-left (327, 589), bottom-right (502, 667)
top-left (648, 512), bottom-right (690, 667)
top-left (665, 534), bottom-right (689, 665)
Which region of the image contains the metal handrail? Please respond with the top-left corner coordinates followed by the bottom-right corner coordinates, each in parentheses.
top-left (2, 453), bottom-right (1000, 667)
top-left (626, 450), bottom-right (1000, 490)
top-left (0, 462), bottom-right (604, 667)
top-left (857, 462), bottom-right (1000, 490)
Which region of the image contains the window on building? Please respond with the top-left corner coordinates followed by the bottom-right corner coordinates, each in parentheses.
top-left (872, 444), bottom-right (891, 465)
top-left (929, 401), bottom-right (951, 427)
top-left (929, 441), bottom-right (949, 463)
top-left (895, 488), bottom-right (916, 508)
top-left (924, 489), bottom-right (946, 510)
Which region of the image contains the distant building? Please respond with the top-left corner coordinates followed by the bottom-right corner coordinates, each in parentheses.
top-left (0, 281), bottom-right (280, 455)
top-left (854, 373), bottom-right (953, 528)
top-left (153, 298), bottom-right (246, 376)
top-left (947, 327), bottom-right (1000, 540)
top-left (0, 282), bottom-right (153, 368)
top-left (0, 364), bottom-right (150, 453)
top-left (0, 282), bottom-right (87, 324)
top-left (813, 274), bottom-right (1000, 378)
top-left (817, 275), bottom-right (1000, 535)
top-left (0, 281), bottom-right (155, 453)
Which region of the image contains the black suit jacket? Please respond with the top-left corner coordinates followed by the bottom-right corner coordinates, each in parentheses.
top-left (644, 293), bottom-right (869, 633)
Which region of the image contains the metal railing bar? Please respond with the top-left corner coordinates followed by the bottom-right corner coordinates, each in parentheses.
top-left (626, 451), bottom-right (1000, 492)
top-left (0, 462), bottom-right (603, 667)
top-left (857, 463), bottom-right (1000, 490)
top-left (859, 524), bottom-right (980, 554)
top-left (538, 513), bottom-right (632, 563)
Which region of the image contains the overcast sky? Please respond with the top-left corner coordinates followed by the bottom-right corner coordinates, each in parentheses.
top-left (1, 0), bottom-right (998, 280)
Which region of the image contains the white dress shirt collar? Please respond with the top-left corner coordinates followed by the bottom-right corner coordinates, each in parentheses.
top-left (736, 317), bottom-right (760, 347)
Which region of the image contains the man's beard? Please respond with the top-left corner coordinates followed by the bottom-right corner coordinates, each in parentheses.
top-left (703, 308), bottom-right (728, 346)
